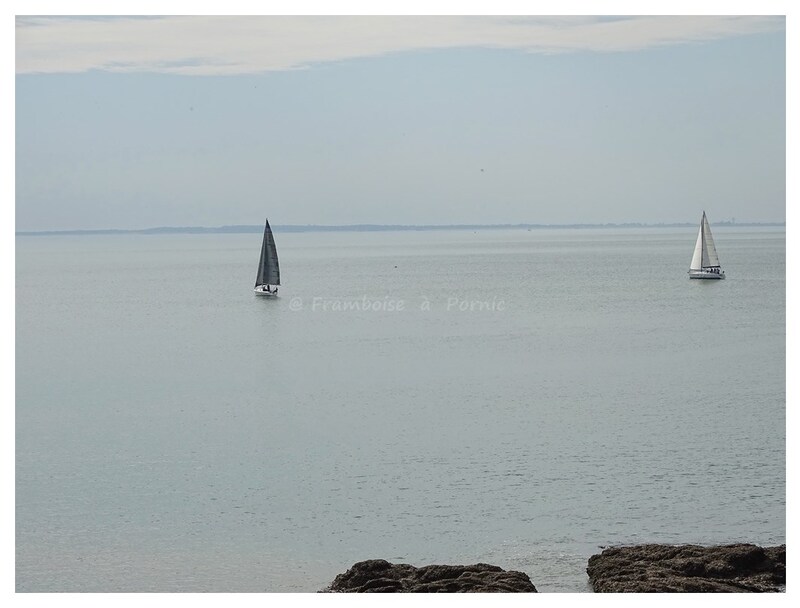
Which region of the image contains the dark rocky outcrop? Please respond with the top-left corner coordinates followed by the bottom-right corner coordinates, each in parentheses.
top-left (587, 543), bottom-right (785, 592)
top-left (322, 559), bottom-right (537, 592)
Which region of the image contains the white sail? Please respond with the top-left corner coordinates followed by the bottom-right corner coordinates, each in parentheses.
top-left (701, 213), bottom-right (720, 267)
top-left (688, 211), bottom-right (724, 278)
top-left (690, 222), bottom-right (704, 270)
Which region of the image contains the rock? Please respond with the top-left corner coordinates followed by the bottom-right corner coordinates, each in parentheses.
top-left (322, 559), bottom-right (538, 592)
top-left (587, 543), bottom-right (785, 592)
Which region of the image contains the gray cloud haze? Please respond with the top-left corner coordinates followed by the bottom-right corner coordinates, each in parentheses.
top-left (16, 15), bottom-right (784, 75)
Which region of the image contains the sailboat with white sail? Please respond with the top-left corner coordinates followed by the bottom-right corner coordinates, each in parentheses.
top-left (254, 218), bottom-right (281, 296)
top-left (689, 211), bottom-right (725, 279)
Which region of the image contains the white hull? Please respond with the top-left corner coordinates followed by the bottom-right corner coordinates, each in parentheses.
top-left (689, 270), bottom-right (725, 280)
top-left (254, 286), bottom-right (279, 296)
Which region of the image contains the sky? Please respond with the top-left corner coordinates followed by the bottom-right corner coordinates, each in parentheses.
top-left (13, 8), bottom-right (790, 231)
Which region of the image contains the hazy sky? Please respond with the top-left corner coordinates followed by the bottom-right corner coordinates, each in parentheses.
top-left (15, 13), bottom-right (787, 231)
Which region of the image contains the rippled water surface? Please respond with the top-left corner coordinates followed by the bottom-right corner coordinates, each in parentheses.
top-left (16, 227), bottom-right (785, 592)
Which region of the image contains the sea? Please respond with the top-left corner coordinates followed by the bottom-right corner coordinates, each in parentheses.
top-left (15, 226), bottom-right (786, 592)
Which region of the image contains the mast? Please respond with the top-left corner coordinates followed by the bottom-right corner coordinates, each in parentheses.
top-left (701, 211), bottom-right (707, 269)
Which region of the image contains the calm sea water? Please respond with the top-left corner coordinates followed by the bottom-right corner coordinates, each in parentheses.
top-left (15, 227), bottom-right (785, 592)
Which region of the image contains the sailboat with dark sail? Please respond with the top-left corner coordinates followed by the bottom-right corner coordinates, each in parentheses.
top-left (689, 211), bottom-right (725, 279)
top-left (254, 218), bottom-right (281, 296)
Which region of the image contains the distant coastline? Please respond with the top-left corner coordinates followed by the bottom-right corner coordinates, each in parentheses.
top-left (15, 221), bottom-right (786, 237)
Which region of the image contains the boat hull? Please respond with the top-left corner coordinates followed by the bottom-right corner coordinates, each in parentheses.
top-left (689, 270), bottom-right (725, 279)
top-left (254, 286), bottom-right (279, 296)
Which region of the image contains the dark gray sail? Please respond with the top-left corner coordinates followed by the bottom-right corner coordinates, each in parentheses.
top-left (254, 219), bottom-right (280, 286)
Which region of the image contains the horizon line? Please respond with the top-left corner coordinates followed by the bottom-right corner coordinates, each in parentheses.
top-left (15, 220), bottom-right (786, 236)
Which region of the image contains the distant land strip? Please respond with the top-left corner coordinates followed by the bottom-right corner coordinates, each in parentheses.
top-left (15, 222), bottom-right (785, 236)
